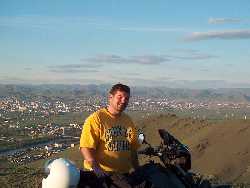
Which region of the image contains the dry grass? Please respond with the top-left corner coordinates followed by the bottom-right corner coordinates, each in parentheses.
top-left (136, 114), bottom-right (250, 184)
top-left (1, 113), bottom-right (250, 187)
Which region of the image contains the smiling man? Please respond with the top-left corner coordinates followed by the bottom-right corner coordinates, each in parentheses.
top-left (80, 83), bottom-right (139, 179)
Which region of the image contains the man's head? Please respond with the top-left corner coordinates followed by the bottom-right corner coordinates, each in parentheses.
top-left (108, 83), bottom-right (130, 115)
top-left (109, 83), bottom-right (130, 96)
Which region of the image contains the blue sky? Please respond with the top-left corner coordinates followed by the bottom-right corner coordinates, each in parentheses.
top-left (0, 0), bottom-right (250, 88)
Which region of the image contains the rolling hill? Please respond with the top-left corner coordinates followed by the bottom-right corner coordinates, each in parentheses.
top-left (1, 113), bottom-right (250, 187)
top-left (136, 114), bottom-right (250, 184)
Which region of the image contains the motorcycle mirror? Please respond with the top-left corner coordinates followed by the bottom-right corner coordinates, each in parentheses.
top-left (138, 133), bottom-right (145, 144)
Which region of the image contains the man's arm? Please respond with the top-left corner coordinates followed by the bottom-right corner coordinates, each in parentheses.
top-left (80, 147), bottom-right (97, 167)
top-left (80, 147), bottom-right (106, 177)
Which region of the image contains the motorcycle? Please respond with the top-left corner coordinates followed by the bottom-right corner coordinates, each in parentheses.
top-left (77, 129), bottom-right (211, 188)
top-left (127, 129), bottom-right (206, 188)
top-left (42, 129), bottom-right (218, 188)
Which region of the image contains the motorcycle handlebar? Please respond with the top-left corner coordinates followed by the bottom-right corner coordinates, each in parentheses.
top-left (137, 146), bottom-right (159, 156)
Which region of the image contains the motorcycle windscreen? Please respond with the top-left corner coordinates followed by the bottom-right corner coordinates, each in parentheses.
top-left (158, 129), bottom-right (176, 145)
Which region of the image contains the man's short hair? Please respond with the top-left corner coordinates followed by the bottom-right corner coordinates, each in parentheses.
top-left (109, 83), bottom-right (130, 95)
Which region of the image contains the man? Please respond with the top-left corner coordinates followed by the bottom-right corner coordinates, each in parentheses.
top-left (80, 83), bottom-right (139, 179)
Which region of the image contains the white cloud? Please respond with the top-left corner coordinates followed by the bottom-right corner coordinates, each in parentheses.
top-left (0, 15), bottom-right (100, 30)
top-left (117, 27), bottom-right (185, 32)
top-left (0, 15), bottom-right (185, 33)
top-left (167, 54), bottom-right (218, 60)
top-left (208, 17), bottom-right (242, 24)
top-left (83, 54), bottom-right (170, 65)
top-left (0, 75), bottom-right (105, 85)
top-left (81, 51), bottom-right (217, 67)
top-left (184, 30), bottom-right (250, 41)
top-left (48, 63), bottom-right (100, 73)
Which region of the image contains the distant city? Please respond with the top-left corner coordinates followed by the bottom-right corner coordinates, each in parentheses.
top-left (1, 94), bottom-right (250, 116)
top-left (1, 84), bottom-right (250, 165)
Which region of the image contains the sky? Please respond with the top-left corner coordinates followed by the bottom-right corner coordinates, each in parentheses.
top-left (0, 0), bottom-right (250, 88)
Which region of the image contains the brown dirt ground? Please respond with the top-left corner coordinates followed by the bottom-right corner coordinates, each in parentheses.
top-left (137, 114), bottom-right (250, 184)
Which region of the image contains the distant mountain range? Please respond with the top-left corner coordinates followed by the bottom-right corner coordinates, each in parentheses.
top-left (1, 84), bottom-right (250, 103)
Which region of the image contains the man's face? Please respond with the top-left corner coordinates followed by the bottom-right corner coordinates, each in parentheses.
top-left (109, 90), bottom-right (130, 113)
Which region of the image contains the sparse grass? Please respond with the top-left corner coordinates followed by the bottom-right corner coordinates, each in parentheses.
top-left (50, 111), bottom-right (90, 126)
top-left (1, 112), bottom-right (250, 187)
top-left (0, 158), bottom-right (44, 188)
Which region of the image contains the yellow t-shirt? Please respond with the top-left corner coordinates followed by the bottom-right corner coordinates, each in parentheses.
top-left (80, 108), bottom-right (139, 173)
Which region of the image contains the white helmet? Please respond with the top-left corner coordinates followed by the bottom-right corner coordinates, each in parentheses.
top-left (42, 158), bottom-right (80, 188)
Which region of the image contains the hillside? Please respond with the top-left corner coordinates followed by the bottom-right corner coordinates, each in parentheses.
top-left (136, 114), bottom-right (250, 184)
top-left (1, 113), bottom-right (250, 187)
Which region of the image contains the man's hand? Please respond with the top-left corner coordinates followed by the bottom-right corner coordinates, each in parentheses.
top-left (80, 147), bottom-right (107, 177)
top-left (92, 165), bottom-right (107, 178)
